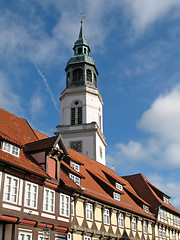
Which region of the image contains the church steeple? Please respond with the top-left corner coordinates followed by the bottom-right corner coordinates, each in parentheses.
top-left (57, 22), bottom-right (107, 165)
top-left (65, 21), bottom-right (98, 89)
top-left (73, 21), bottom-right (90, 56)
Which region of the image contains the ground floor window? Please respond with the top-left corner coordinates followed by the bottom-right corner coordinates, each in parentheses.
top-left (38, 235), bottom-right (50, 240)
top-left (18, 231), bottom-right (32, 240)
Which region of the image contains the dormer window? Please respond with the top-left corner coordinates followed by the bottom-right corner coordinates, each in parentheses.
top-left (70, 173), bottom-right (80, 186)
top-left (116, 182), bottom-right (123, 191)
top-left (143, 205), bottom-right (149, 213)
top-left (163, 196), bottom-right (169, 204)
top-left (113, 192), bottom-right (121, 201)
top-left (71, 161), bottom-right (80, 172)
top-left (2, 142), bottom-right (20, 157)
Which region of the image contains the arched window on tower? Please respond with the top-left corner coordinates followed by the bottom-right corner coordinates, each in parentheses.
top-left (71, 100), bottom-right (83, 125)
top-left (86, 69), bottom-right (92, 82)
top-left (78, 48), bottom-right (82, 54)
top-left (94, 73), bottom-right (97, 87)
top-left (66, 72), bottom-right (70, 87)
top-left (73, 68), bottom-right (83, 83)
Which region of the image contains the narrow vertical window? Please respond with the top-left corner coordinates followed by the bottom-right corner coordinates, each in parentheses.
top-left (131, 217), bottom-right (137, 231)
top-left (71, 100), bottom-right (83, 125)
top-left (143, 221), bottom-right (147, 234)
top-left (60, 193), bottom-right (70, 217)
top-left (78, 107), bottom-right (82, 124)
top-left (71, 108), bottom-right (75, 125)
top-left (103, 208), bottom-right (110, 225)
top-left (118, 213), bottom-right (124, 228)
top-left (86, 203), bottom-right (93, 221)
top-left (24, 181), bottom-right (38, 209)
top-left (43, 188), bottom-right (55, 213)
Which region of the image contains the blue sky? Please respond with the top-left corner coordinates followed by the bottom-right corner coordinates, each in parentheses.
top-left (1, 0), bottom-right (180, 209)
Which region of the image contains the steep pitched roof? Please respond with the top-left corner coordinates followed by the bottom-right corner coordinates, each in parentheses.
top-left (123, 173), bottom-right (180, 215)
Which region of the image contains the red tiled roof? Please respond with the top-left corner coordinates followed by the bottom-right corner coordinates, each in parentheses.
top-left (33, 129), bottom-right (48, 140)
top-left (0, 108), bottom-right (39, 145)
top-left (0, 149), bottom-right (47, 178)
top-left (64, 148), bottom-right (155, 219)
top-left (24, 136), bottom-right (57, 152)
top-left (123, 173), bottom-right (180, 215)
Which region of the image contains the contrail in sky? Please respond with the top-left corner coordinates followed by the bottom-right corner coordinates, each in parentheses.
top-left (35, 65), bottom-right (60, 113)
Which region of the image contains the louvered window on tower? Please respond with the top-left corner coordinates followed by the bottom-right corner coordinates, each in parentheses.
top-left (71, 101), bottom-right (83, 125)
top-left (71, 108), bottom-right (76, 125)
top-left (78, 107), bottom-right (82, 124)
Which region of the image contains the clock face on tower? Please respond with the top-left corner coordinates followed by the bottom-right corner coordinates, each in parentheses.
top-left (70, 141), bottom-right (82, 153)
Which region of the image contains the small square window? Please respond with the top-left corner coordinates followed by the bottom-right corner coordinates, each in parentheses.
top-left (113, 192), bottom-right (121, 201)
top-left (69, 173), bottom-right (80, 186)
top-left (115, 182), bottom-right (123, 191)
top-left (70, 162), bottom-right (80, 172)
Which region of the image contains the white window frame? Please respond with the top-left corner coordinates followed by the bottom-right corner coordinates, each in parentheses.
top-left (113, 192), bottom-right (121, 201)
top-left (103, 208), bottom-right (110, 225)
top-left (86, 203), bottom-right (93, 221)
top-left (38, 235), bottom-right (50, 240)
top-left (67, 232), bottom-right (72, 240)
top-left (2, 141), bottom-right (20, 157)
top-left (84, 236), bottom-right (91, 240)
top-left (69, 173), bottom-right (80, 186)
top-left (70, 161), bottom-right (80, 172)
top-left (173, 231), bottom-right (176, 240)
top-left (162, 227), bottom-right (166, 239)
top-left (3, 174), bottom-right (19, 204)
top-left (0, 171), bottom-right (2, 192)
top-left (60, 193), bottom-right (70, 217)
top-left (143, 205), bottom-right (149, 213)
top-left (143, 221), bottom-right (147, 234)
top-left (24, 181), bottom-right (38, 209)
top-left (163, 196), bottom-right (169, 204)
top-left (131, 217), bottom-right (137, 231)
top-left (118, 213), bottom-right (124, 228)
top-left (43, 188), bottom-right (55, 213)
top-left (115, 182), bottom-right (123, 191)
top-left (159, 226), bottom-right (162, 240)
top-left (71, 197), bottom-right (74, 216)
top-left (18, 231), bottom-right (32, 240)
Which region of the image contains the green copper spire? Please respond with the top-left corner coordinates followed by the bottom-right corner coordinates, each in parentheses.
top-left (73, 21), bottom-right (90, 55)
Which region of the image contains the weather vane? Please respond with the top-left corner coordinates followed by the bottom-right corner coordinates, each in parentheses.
top-left (79, 13), bottom-right (86, 22)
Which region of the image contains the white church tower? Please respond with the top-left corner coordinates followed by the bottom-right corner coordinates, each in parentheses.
top-left (56, 22), bottom-right (107, 165)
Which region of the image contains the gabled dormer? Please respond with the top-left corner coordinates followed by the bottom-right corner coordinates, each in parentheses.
top-left (24, 134), bottom-right (68, 181)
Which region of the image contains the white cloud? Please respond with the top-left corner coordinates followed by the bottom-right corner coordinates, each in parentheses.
top-left (123, 0), bottom-right (180, 34)
top-left (108, 84), bottom-right (180, 169)
top-left (30, 91), bottom-right (44, 117)
top-left (0, 71), bottom-right (21, 114)
top-left (139, 85), bottom-right (180, 142)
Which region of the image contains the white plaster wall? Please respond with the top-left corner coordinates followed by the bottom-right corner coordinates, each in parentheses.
top-left (95, 132), bottom-right (106, 165)
top-left (86, 91), bottom-right (103, 130)
top-left (60, 87), bottom-right (103, 130)
top-left (61, 131), bottom-right (95, 160)
top-left (61, 91), bottom-right (86, 125)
